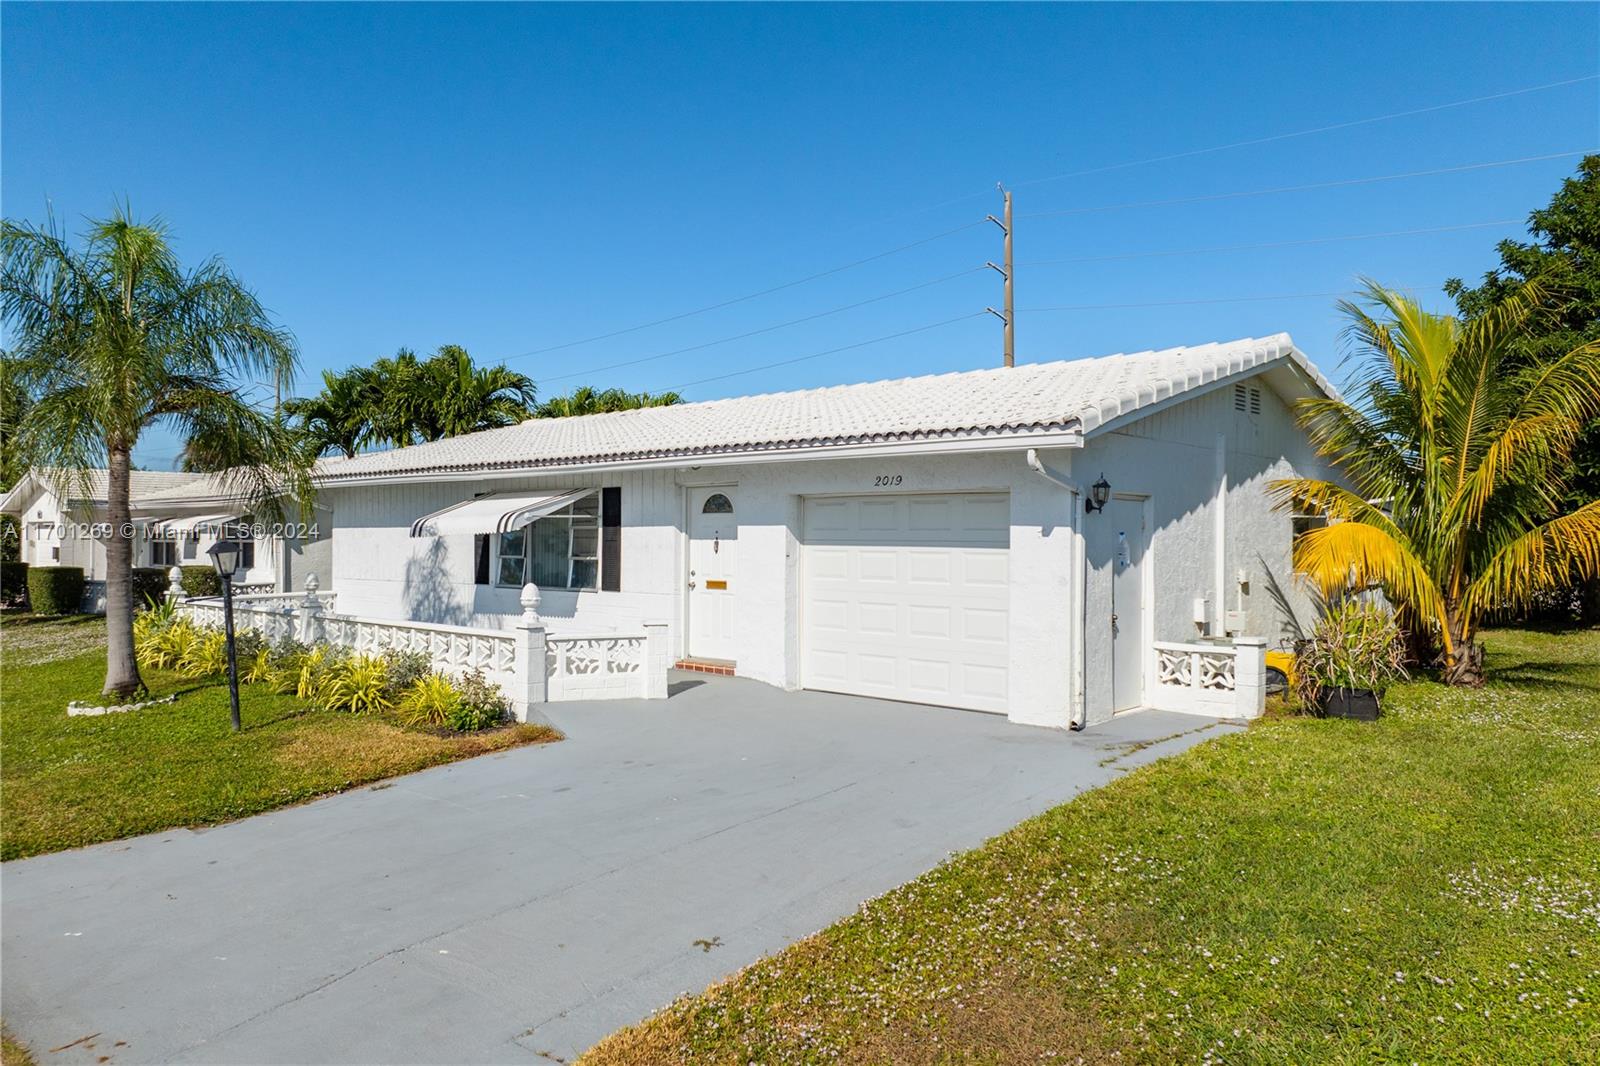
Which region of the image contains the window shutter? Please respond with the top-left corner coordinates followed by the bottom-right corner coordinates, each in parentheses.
top-left (601, 487), bottom-right (621, 592)
top-left (474, 534), bottom-right (490, 585)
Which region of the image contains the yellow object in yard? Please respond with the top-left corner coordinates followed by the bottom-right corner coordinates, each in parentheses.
top-left (1265, 649), bottom-right (1297, 686)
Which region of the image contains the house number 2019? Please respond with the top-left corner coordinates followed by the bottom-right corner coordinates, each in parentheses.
top-left (873, 474), bottom-right (903, 487)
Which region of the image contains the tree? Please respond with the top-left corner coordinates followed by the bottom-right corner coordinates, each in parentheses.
top-left (2, 207), bottom-right (310, 697)
top-left (1272, 279), bottom-right (1600, 686)
top-left (414, 345), bottom-right (536, 441)
top-left (1, 351), bottom-right (29, 491)
top-left (282, 366), bottom-right (380, 459)
top-left (286, 346), bottom-right (536, 456)
top-left (1445, 153), bottom-right (1600, 620)
top-left (535, 385), bottom-right (681, 418)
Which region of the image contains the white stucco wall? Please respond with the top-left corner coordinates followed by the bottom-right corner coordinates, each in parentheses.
top-left (315, 366), bottom-right (1337, 730)
top-left (321, 468), bottom-right (682, 639)
top-left (1073, 372), bottom-right (1337, 723)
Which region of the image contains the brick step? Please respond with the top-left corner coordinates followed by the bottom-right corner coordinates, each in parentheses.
top-left (673, 658), bottom-right (736, 677)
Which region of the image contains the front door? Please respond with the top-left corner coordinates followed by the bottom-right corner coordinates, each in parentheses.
top-left (687, 488), bottom-right (738, 661)
top-left (1107, 496), bottom-right (1147, 712)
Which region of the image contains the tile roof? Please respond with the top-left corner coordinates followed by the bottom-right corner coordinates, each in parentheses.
top-left (27, 469), bottom-right (204, 502)
top-left (311, 333), bottom-right (1326, 483)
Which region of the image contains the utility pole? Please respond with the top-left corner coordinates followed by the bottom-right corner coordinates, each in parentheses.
top-left (985, 184), bottom-right (1015, 367)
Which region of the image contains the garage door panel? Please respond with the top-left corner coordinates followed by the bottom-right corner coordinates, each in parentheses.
top-left (962, 550), bottom-right (1009, 587)
top-left (963, 606), bottom-right (1008, 643)
top-left (858, 601), bottom-right (899, 635)
top-left (802, 493), bottom-right (1009, 714)
top-left (963, 663), bottom-right (1009, 703)
top-left (858, 549), bottom-right (898, 582)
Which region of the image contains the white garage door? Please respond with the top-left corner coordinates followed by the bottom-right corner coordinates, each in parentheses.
top-left (801, 493), bottom-right (1009, 713)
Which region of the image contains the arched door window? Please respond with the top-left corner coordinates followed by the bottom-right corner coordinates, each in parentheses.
top-left (701, 492), bottom-right (734, 514)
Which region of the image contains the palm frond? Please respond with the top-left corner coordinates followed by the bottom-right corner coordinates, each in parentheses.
top-left (1464, 501), bottom-right (1600, 617)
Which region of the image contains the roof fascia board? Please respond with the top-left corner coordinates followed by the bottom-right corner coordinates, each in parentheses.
top-left (1083, 346), bottom-right (1333, 440)
top-left (315, 428), bottom-right (1086, 489)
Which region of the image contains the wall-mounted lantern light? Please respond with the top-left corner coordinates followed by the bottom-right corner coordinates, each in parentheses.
top-left (1086, 475), bottom-right (1112, 514)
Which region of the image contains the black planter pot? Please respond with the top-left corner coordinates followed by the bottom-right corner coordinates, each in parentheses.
top-left (1318, 687), bottom-right (1381, 721)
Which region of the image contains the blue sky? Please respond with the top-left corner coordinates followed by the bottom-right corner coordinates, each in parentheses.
top-left (3, 2), bottom-right (1597, 470)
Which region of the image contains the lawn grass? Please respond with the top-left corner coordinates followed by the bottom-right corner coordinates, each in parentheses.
top-left (0, 1024), bottom-right (36, 1066)
top-left (0, 615), bottom-right (560, 861)
top-left (583, 627), bottom-right (1600, 1065)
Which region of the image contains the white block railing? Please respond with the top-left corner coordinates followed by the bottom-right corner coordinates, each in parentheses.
top-left (1148, 637), bottom-right (1266, 719)
top-left (168, 570), bottom-right (667, 722)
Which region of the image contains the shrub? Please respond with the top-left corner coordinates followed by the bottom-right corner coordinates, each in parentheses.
top-left (131, 567), bottom-right (169, 609)
top-left (449, 669), bottom-right (510, 732)
top-left (177, 629), bottom-right (230, 678)
top-left (25, 566), bottom-right (85, 615)
top-left (284, 645), bottom-right (350, 702)
top-left (243, 645), bottom-right (275, 685)
top-left (136, 613), bottom-right (194, 670)
top-left (320, 654), bottom-right (394, 714)
top-left (382, 649), bottom-right (431, 694)
top-left (1294, 602), bottom-right (1409, 709)
top-left (179, 565), bottom-right (221, 598)
top-left (1, 560), bottom-right (28, 609)
top-left (232, 628), bottom-right (266, 664)
top-left (399, 672), bottom-right (462, 728)
top-left (0, 514), bottom-right (19, 562)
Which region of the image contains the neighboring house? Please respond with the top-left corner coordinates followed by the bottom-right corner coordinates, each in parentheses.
top-left (130, 473), bottom-right (334, 595)
top-left (309, 333), bottom-right (1338, 729)
top-left (3, 469), bottom-right (206, 611)
top-left (0, 468), bottom-right (326, 608)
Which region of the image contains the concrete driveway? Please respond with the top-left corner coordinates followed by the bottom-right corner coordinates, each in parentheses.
top-left (2, 675), bottom-right (1236, 1064)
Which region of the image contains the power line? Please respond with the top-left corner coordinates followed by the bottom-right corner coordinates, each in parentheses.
top-left (863, 73), bottom-right (1600, 224)
top-left (534, 265), bottom-right (986, 384)
top-left (496, 219), bottom-right (987, 362)
top-left (1012, 75), bottom-right (1600, 190)
top-left (664, 312), bottom-right (986, 392)
top-left (1020, 291), bottom-right (1381, 313)
top-left (1019, 219), bottom-right (1523, 266)
top-left (1020, 151), bottom-right (1595, 219)
top-left (472, 78), bottom-right (1592, 372)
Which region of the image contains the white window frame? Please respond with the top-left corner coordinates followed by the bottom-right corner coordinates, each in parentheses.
top-left (494, 491), bottom-right (602, 592)
top-left (150, 539), bottom-right (177, 568)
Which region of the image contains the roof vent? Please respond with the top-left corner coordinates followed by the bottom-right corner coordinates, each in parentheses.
top-left (1235, 383), bottom-right (1262, 415)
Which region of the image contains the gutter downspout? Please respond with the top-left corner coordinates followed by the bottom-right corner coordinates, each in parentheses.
top-left (1026, 449), bottom-right (1089, 731)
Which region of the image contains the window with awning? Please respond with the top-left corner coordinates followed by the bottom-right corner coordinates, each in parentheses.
top-left (411, 487), bottom-right (621, 593)
top-left (408, 488), bottom-right (594, 538)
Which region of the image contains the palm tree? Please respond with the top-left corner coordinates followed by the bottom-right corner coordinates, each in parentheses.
top-left (286, 346), bottom-right (535, 454)
top-left (2, 207), bottom-right (310, 698)
top-left (415, 345), bottom-right (535, 440)
top-left (283, 366), bottom-right (379, 459)
top-left (1273, 279), bottom-right (1600, 685)
top-left (536, 385), bottom-right (681, 418)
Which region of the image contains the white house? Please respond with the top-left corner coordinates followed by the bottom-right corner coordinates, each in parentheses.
top-left (302, 333), bottom-right (1338, 729)
top-left (1, 468), bottom-right (325, 608)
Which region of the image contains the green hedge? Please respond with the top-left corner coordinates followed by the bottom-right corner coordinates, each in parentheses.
top-left (26, 566), bottom-right (85, 616)
top-left (179, 565), bottom-right (222, 598)
top-left (1, 560), bottom-right (29, 608)
top-left (132, 567), bottom-right (170, 609)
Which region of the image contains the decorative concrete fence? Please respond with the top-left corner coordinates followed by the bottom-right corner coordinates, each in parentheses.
top-left (169, 571), bottom-right (668, 722)
top-left (1148, 637), bottom-right (1267, 719)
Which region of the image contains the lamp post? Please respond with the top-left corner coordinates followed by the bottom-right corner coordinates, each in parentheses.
top-left (207, 538), bottom-right (243, 732)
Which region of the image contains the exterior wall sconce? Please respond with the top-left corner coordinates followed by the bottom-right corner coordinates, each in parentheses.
top-left (1085, 475), bottom-right (1112, 514)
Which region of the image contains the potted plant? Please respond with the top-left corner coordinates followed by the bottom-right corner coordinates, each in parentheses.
top-left (1293, 602), bottom-right (1408, 721)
